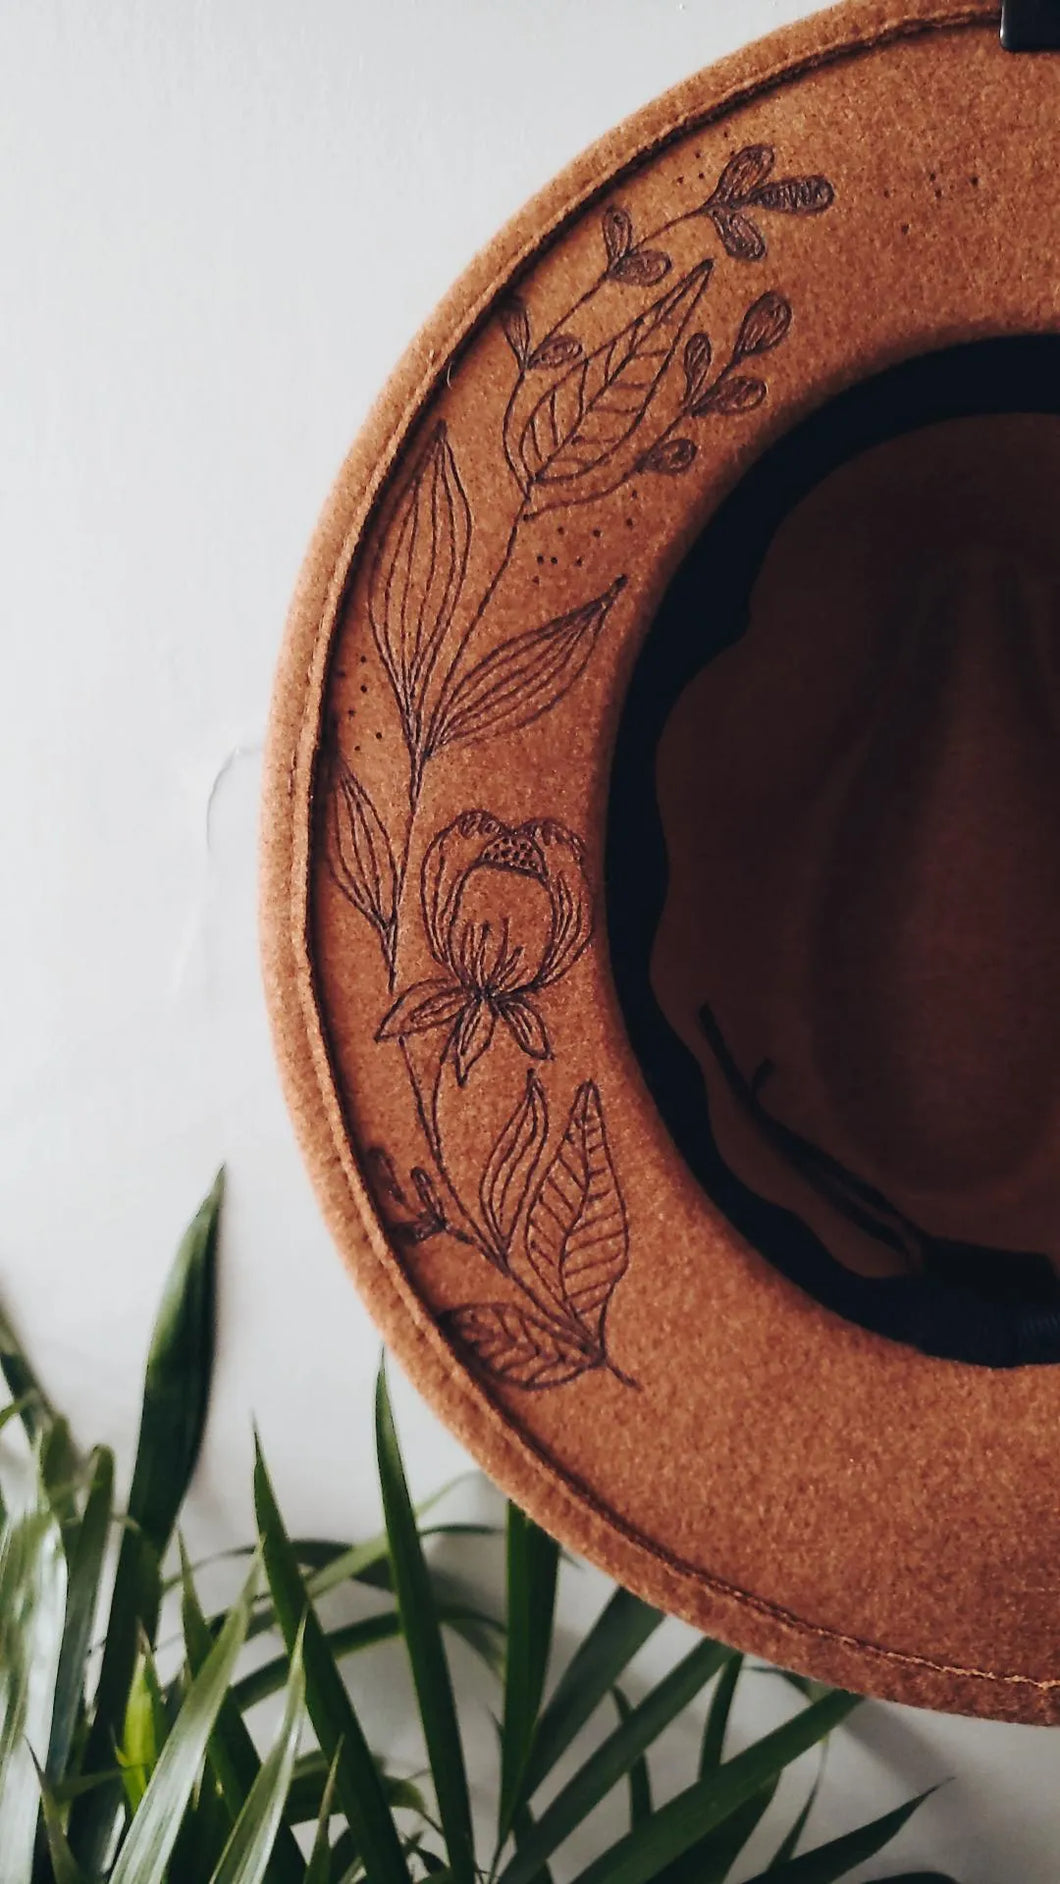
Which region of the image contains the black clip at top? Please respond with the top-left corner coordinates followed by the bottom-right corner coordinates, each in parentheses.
top-left (1002, 0), bottom-right (1060, 50)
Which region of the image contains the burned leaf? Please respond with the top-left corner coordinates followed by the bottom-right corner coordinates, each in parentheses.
top-left (443, 1303), bottom-right (595, 1390)
top-left (327, 755), bottom-right (398, 966)
top-left (602, 205), bottom-right (634, 266)
top-left (708, 209), bottom-right (767, 263)
top-left (735, 291), bottom-right (792, 358)
top-left (749, 175), bottom-right (835, 215)
top-left (609, 249), bottom-right (671, 287)
top-left (481, 1073), bottom-right (549, 1254)
top-left (526, 1082), bottom-right (629, 1344)
top-left (693, 374), bottom-right (767, 415)
top-left (500, 298), bottom-right (532, 367)
top-left (368, 421), bottom-right (472, 756)
top-left (709, 144), bottom-right (776, 206)
top-left (638, 437), bottom-right (697, 474)
top-left (683, 331), bottom-right (713, 401)
top-left (517, 262), bottom-right (714, 495)
top-left (528, 334), bottom-right (584, 370)
top-left (431, 577), bottom-right (627, 753)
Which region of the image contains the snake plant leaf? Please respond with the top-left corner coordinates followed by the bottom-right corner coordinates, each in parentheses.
top-left (253, 1433), bottom-right (410, 1884)
top-left (0, 1489), bottom-right (67, 1884)
top-left (107, 1551), bottom-right (258, 1884)
top-left (47, 1444), bottom-right (114, 1782)
top-left (498, 1639), bottom-right (734, 1884)
top-left (207, 1623), bottom-right (306, 1884)
top-left (740, 1791), bottom-right (937, 1883)
top-left (520, 1587), bottom-right (664, 1800)
top-left (565, 1690), bottom-right (860, 1884)
top-left (499, 1503), bottom-right (559, 1843)
top-left (699, 1653), bottom-right (743, 1772)
top-left (180, 1538), bottom-right (306, 1884)
top-left (303, 1746), bottom-right (343, 1884)
top-left (612, 1690), bottom-right (651, 1829)
top-left (376, 1362), bottom-right (475, 1884)
top-left (72, 1171), bottom-right (222, 1870)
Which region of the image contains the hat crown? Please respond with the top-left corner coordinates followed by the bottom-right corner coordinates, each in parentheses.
top-left (813, 551), bottom-right (1060, 1194)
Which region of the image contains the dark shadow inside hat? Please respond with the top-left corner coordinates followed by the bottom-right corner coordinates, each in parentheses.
top-left (606, 336), bottom-right (1060, 1367)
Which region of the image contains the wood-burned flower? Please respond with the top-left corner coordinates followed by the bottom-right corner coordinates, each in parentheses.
top-left (377, 810), bottom-right (592, 1084)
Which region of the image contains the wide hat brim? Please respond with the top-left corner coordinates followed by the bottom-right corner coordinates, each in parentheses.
top-left (261, 0), bottom-right (1060, 1724)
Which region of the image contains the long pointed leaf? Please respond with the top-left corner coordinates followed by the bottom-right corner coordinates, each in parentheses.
top-left (700, 1654), bottom-right (742, 1773)
top-left (568, 1690), bottom-right (859, 1884)
top-left (521, 1588), bottom-right (663, 1799)
top-left (108, 1553), bottom-right (258, 1884)
top-left (47, 1445), bottom-right (114, 1781)
top-left (180, 1540), bottom-right (305, 1884)
top-left (741, 1792), bottom-right (936, 1884)
top-left (499, 1504), bottom-right (558, 1844)
top-left (253, 1435), bottom-right (410, 1884)
top-left (304, 1747), bottom-right (342, 1884)
top-left (72, 1172), bottom-right (222, 1868)
top-left (233, 1612), bottom-right (403, 1713)
top-left (376, 1363), bottom-right (475, 1884)
top-left (208, 1625), bottom-right (306, 1884)
top-left (34, 1756), bottom-right (93, 1884)
top-left (767, 1757), bottom-right (824, 1870)
top-left (658, 1782), bottom-right (778, 1884)
top-left (612, 1690), bottom-right (651, 1829)
top-left (0, 1303), bottom-right (58, 1444)
top-left (0, 1490), bottom-right (67, 1882)
top-left (499, 1639), bottom-right (734, 1884)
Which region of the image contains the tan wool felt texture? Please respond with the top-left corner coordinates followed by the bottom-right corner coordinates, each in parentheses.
top-left (261, 0), bottom-right (1060, 1723)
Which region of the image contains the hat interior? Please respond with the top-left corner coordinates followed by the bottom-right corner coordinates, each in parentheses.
top-left (607, 335), bottom-right (1060, 1367)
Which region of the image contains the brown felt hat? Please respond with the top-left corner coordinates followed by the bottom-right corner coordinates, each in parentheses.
top-left (261, 0), bottom-right (1060, 1723)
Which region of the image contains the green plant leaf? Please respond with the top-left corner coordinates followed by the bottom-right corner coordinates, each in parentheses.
top-left (699, 1653), bottom-right (743, 1773)
top-left (47, 1444), bottom-right (114, 1782)
top-left (180, 1537), bottom-right (306, 1884)
top-left (207, 1623), bottom-right (306, 1884)
top-left (499, 1639), bottom-right (734, 1884)
top-left (0, 1489), bottom-right (67, 1883)
top-left (240, 1509), bottom-right (484, 1645)
top-left (521, 1587), bottom-right (663, 1799)
top-left (566, 1689), bottom-right (860, 1884)
top-left (34, 1754), bottom-right (93, 1884)
top-left (657, 1783), bottom-right (778, 1884)
top-left (376, 1362), bottom-right (475, 1884)
top-left (253, 1434), bottom-right (410, 1884)
top-left (304, 1746), bottom-right (343, 1884)
top-left (0, 1303), bottom-right (57, 1444)
top-left (234, 1612), bottom-right (403, 1712)
top-left (107, 1551), bottom-right (258, 1884)
top-left (287, 1750), bottom-right (426, 1828)
top-left (612, 1690), bottom-right (651, 1829)
top-left (72, 1172), bottom-right (222, 1869)
top-left (39, 1414), bottom-right (82, 1536)
top-left (741, 1790), bottom-right (937, 1882)
top-left (767, 1757), bottom-right (824, 1870)
top-left (117, 1632), bottom-right (168, 1812)
top-left (499, 1503), bottom-right (558, 1843)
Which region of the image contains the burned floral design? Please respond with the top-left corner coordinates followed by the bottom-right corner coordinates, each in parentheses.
top-left (377, 811), bottom-right (592, 1085)
top-left (324, 139), bottom-right (836, 1389)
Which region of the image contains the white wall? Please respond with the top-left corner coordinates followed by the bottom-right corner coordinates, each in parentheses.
top-left (1, 5), bottom-right (1057, 1879)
